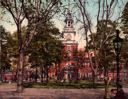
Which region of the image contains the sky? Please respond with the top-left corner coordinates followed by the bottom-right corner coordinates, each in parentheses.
top-left (0, 0), bottom-right (127, 49)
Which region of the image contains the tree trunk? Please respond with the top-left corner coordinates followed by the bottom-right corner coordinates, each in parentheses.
top-left (92, 70), bottom-right (96, 88)
top-left (35, 67), bottom-right (38, 83)
top-left (113, 69), bottom-right (114, 82)
top-left (46, 66), bottom-right (49, 83)
top-left (104, 67), bottom-right (109, 99)
top-left (104, 79), bottom-right (109, 99)
top-left (41, 66), bottom-right (44, 83)
top-left (75, 68), bottom-right (78, 82)
top-left (0, 69), bottom-right (2, 82)
top-left (0, 37), bottom-right (2, 82)
top-left (17, 49), bottom-right (24, 92)
top-left (57, 63), bottom-right (61, 81)
top-left (16, 23), bottom-right (24, 93)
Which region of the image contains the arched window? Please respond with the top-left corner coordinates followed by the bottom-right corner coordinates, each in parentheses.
top-left (68, 21), bottom-right (70, 27)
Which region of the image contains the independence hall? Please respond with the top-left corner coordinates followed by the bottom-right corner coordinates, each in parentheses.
top-left (48, 9), bottom-right (94, 82)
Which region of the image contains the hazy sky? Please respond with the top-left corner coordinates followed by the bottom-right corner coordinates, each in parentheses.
top-left (0, 0), bottom-right (127, 48)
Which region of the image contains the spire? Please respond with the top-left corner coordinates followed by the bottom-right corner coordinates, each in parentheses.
top-left (62, 0), bottom-right (76, 40)
top-left (68, 0), bottom-right (71, 12)
top-left (64, 0), bottom-right (73, 28)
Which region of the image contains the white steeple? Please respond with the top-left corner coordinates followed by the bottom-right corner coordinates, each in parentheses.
top-left (62, 9), bottom-right (76, 41)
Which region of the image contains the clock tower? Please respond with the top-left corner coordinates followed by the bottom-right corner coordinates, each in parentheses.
top-left (62, 9), bottom-right (78, 58)
top-left (63, 9), bottom-right (76, 41)
top-left (61, 9), bottom-right (78, 81)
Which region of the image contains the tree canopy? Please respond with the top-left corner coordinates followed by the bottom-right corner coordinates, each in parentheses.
top-left (0, 26), bottom-right (11, 71)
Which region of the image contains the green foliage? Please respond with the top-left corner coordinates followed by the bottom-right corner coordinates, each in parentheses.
top-left (0, 8), bottom-right (6, 20)
top-left (121, 2), bottom-right (128, 35)
top-left (121, 2), bottom-right (128, 69)
top-left (7, 27), bottom-right (28, 58)
top-left (121, 2), bottom-right (128, 25)
top-left (0, 0), bottom-right (62, 52)
top-left (95, 20), bottom-right (116, 70)
top-left (27, 22), bottom-right (63, 68)
top-left (121, 40), bottom-right (128, 69)
top-left (88, 20), bottom-right (117, 95)
top-left (0, 26), bottom-right (11, 71)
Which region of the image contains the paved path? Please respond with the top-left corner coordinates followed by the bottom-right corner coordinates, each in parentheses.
top-left (0, 83), bottom-right (128, 99)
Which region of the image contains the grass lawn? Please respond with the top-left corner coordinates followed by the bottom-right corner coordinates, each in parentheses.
top-left (23, 80), bottom-right (106, 89)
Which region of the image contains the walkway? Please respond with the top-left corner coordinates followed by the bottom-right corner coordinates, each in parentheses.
top-left (0, 83), bottom-right (127, 99)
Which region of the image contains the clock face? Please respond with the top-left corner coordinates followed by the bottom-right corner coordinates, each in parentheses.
top-left (65, 34), bottom-right (72, 40)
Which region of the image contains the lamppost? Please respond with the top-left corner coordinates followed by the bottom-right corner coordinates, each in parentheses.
top-left (113, 29), bottom-right (123, 92)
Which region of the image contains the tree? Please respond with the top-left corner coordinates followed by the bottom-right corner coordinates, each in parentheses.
top-left (121, 2), bottom-right (128, 70)
top-left (96, 20), bottom-right (116, 99)
top-left (74, 0), bottom-right (98, 87)
top-left (0, 26), bottom-right (11, 81)
top-left (121, 2), bottom-right (128, 35)
top-left (0, 0), bottom-right (62, 92)
top-left (120, 2), bottom-right (128, 76)
top-left (74, 0), bottom-right (122, 98)
top-left (74, 50), bottom-right (86, 80)
top-left (121, 40), bottom-right (128, 71)
top-left (27, 22), bottom-right (63, 83)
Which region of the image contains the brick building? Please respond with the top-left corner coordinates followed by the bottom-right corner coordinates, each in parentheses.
top-left (48, 9), bottom-right (93, 81)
